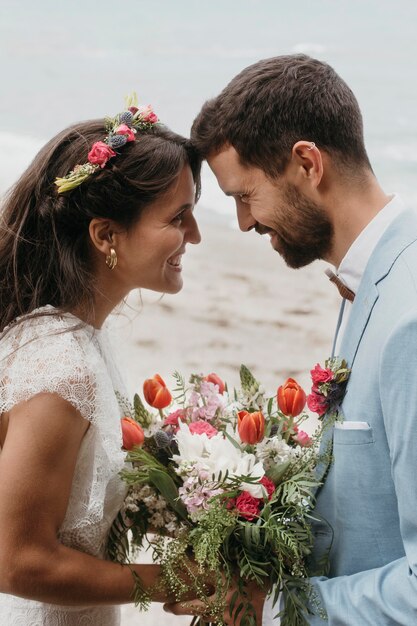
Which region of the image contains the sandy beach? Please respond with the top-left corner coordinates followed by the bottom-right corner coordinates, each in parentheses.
top-left (112, 215), bottom-right (340, 626)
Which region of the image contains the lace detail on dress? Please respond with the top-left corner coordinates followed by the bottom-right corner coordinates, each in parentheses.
top-left (0, 596), bottom-right (120, 626)
top-left (0, 306), bottom-right (128, 626)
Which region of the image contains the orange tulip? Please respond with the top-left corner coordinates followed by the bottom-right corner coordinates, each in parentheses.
top-left (237, 410), bottom-right (265, 444)
top-left (204, 372), bottom-right (226, 394)
top-left (121, 417), bottom-right (145, 450)
top-left (277, 378), bottom-right (306, 417)
top-left (143, 374), bottom-right (172, 409)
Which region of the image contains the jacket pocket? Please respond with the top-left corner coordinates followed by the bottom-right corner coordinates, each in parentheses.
top-left (333, 424), bottom-right (374, 445)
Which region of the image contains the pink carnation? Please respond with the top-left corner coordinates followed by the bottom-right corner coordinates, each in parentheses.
top-left (235, 492), bottom-right (261, 521)
top-left (87, 141), bottom-right (116, 168)
top-left (115, 124), bottom-right (136, 142)
top-left (260, 476), bottom-right (275, 500)
top-left (310, 364), bottom-right (334, 385)
top-left (163, 409), bottom-right (186, 432)
top-left (293, 429), bottom-right (313, 448)
top-left (189, 420), bottom-right (218, 438)
top-left (307, 392), bottom-right (328, 416)
top-left (204, 373), bottom-right (226, 394)
top-left (138, 105), bottom-right (158, 123)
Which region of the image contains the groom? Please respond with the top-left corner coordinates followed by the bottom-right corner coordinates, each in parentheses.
top-left (166, 55), bottom-right (417, 624)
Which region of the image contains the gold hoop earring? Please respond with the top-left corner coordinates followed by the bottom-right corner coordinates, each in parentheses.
top-left (105, 247), bottom-right (118, 270)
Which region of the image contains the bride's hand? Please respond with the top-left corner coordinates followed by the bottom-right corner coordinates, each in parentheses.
top-left (163, 579), bottom-right (267, 625)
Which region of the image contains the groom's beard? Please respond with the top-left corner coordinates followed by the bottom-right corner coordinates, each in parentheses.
top-left (264, 183), bottom-right (333, 269)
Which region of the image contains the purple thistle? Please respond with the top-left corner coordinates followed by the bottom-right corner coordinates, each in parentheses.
top-left (108, 134), bottom-right (128, 148)
top-left (119, 110), bottom-right (133, 127)
top-left (154, 430), bottom-right (172, 449)
top-left (326, 380), bottom-right (348, 409)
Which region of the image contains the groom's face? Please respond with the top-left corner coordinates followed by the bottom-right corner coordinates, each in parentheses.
top-left (208, 146), bottom-right (332, 268)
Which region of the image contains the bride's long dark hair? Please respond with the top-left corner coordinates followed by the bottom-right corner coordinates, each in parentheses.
top-left (0, 120), bottom-right (201, 333)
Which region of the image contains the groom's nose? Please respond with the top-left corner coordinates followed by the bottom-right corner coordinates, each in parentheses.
top-left (236, 202), bottom-right (256, 232)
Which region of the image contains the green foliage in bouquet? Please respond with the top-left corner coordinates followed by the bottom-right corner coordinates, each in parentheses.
top-left (108, 366), bottom-right (334, 625)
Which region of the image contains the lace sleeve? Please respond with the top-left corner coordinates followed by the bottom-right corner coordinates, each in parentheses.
top-left (0, 321), bottom-right (100, 424)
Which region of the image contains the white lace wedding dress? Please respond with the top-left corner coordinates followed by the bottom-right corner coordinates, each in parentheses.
top-left (0, 306), bottom-right (129, 625)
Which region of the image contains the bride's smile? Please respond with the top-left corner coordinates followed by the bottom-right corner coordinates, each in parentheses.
top-left (91, 164), bottom-right (201, 305)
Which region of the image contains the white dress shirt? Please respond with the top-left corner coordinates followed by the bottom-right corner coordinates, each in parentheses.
top-left (334, 194), bottom-right (405, 354)
top-left (263, 194), bottom-right (405, 626)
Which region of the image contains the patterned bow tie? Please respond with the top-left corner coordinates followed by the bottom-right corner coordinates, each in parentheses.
top-left (325, 268), bottom-right (355, 302)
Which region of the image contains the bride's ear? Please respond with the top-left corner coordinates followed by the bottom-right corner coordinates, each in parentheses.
top-left (88, 218), bottom-right (119, 254)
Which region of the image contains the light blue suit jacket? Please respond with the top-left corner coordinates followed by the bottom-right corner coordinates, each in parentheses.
top-left (307, 208), bottom-right (417, 624)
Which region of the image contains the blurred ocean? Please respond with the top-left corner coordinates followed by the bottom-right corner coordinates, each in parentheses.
top-left (1, 0), bottom-right (416, 222)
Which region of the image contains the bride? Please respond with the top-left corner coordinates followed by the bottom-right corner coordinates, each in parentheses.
top-left (0, 101), bottom-right (201, 625)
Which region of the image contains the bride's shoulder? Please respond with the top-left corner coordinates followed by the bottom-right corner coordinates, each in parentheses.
top-left (0, 306), bottom-right (108, 422)
top-left (0, 305), bottom-right (98, 363)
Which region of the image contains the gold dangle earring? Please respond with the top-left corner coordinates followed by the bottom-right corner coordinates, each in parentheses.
top-left (105, 248), bottom-right (118, 270)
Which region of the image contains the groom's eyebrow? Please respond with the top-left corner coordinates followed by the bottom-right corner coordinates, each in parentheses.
top-left (224, 190), bottom-right (244, 197)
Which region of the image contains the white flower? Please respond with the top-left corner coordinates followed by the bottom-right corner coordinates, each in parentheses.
top-left (256, 437), bottom-right (297, 471)
top-left (149, 512), bottom-right (165, 528)
top-left (143, 415), bottom-right (164, 437)
top-left (173, 422), bottom-right (265, 494)
top-left (166, 521), bottom-right (179, 534)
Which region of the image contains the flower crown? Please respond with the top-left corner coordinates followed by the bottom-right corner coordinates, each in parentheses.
top-left (54, 93), bottom-right (159, 194)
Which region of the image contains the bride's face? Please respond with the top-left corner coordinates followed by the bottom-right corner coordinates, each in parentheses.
top-left (116, 165), bottom-right (201, 294)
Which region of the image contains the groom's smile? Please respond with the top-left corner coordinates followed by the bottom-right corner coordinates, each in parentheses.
top-left (208, 145), bottom-right (333, 268)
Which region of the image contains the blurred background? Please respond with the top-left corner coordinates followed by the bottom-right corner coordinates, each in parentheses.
top-left (1, 0), bottom-right (416, 206)
top-left (1, 1), bottom-right (416, 622)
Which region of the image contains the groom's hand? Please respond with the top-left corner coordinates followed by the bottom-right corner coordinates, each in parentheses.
top-left (163, 580), bottom-right (267, 625)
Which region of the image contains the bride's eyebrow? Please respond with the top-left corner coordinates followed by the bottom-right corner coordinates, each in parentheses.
top-left (172, 203), bottom-right (194, 214)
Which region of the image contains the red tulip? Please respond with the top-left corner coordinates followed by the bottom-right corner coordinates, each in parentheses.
top-left (143, 374), bottom-right (172, 409)
top-left (237, 410), bottom-right (265, 444)
top-left (121, 417), bottom-right (145, 450)
top-left (277, 378), bottom-right (306, 417)
top-left (204, 372), bottom-right (226, 394)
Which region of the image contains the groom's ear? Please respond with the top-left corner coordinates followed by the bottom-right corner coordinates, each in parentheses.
top-left (288, 141), bottom-right (324, 190)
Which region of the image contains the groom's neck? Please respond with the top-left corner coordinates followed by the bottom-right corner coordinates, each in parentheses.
top-left (324, 174), bottom-right (391, 268)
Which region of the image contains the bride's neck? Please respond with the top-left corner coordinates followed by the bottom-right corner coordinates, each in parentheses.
top-left (72, 288), bottom-right (126, 330)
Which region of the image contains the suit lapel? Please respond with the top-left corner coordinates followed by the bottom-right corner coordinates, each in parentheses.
top-left (339, 209), bottom-right (417, 369)
top-left (315, 210), bottom-right (417, 497)
top-left (338, 280), bottom-right (379, 368)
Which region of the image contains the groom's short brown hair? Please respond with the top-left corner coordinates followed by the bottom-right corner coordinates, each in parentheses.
top-left (191, 54), bottom-right (371, 176)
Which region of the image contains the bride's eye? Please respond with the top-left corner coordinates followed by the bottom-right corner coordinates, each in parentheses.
top-left (171, 210), bottom-right (186, 224)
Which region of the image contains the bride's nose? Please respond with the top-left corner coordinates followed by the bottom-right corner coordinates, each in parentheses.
top-left (185, 212), bottom-right (201, 245)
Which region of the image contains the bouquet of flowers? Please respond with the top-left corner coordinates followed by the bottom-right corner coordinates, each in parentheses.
top-left (109, 366), bottom-right (335, 626)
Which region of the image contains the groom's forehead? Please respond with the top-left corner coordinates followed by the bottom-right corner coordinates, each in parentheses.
top-left (208, 146), bottom-right (268, 193)
top-left (208, 146), bottom-right (248, 185)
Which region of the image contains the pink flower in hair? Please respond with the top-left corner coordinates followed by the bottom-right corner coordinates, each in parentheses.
top-left (115, 124), bottom-right (136, 142)
top-left (87, 141), bottom-right (116, 168)
top-left (138, 105), bottom-right (159, 124)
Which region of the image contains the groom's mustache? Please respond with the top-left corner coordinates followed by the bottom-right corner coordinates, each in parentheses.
top-left (254, 223), bottom-right (274, 236)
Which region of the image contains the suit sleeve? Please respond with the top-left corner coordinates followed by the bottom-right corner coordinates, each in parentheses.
top-left (303, 312), bottom-right (417, 625)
